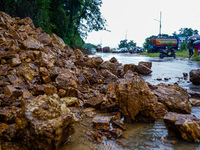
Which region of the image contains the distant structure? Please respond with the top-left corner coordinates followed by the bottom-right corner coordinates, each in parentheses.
top-left (154, 11), bottom-right (162, 36)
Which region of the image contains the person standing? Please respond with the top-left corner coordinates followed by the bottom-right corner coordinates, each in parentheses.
top-left (188, 40), bottom-right (194, 59)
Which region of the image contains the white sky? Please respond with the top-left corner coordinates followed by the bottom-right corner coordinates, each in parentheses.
top-left (84, 0), bottom-right (200, 48)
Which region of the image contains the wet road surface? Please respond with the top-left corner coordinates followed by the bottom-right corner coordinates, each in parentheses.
top-left (60, 53), bottom-right (200, 150)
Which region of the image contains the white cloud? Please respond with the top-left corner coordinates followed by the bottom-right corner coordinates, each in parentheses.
top-left (85, 0), bottom-right (200, 48)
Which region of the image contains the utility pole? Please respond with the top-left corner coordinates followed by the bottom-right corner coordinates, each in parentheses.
top-left (125, 29), bottom-right (127, 40)
top-left (154, 11), bottom-right (162, 36)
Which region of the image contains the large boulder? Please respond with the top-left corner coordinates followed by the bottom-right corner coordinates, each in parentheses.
top-left (115, 76), bottom-right (160, 122)
top-left (136, 63), bottom-right (152, 75)
top-left (190, 69), bottom-right (200, 85)
top-left (16, 94), bottom-right (74, 150)
top-left (164, 112), bottom-right (200, 142)
top-left (153, 83), bottom-right (191, 114)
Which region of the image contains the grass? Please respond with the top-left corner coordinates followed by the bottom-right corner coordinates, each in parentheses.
top-left (191, 56), bottom-right (200, 61)
top-left (141, 49), bottom-right (200, 61)
top-left (141, 52), bottom-right (159, 57)
top-left (175, 50), bottom-right (188, 57)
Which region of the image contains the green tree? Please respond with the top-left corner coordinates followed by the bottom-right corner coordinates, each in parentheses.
top-left (178, 28), bottom-right (199, 37)
top-left (118, 39), bottom-right (128, 49)
top-left (127, 40), bottom-right (136, 49)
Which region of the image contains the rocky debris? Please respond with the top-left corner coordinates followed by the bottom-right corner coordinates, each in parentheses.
top-left (136, 61), bottom-right (152, 75)
top-left (115, 76), bottom-right (159, 123)
top-left (183, 72), bottom-right (188, 77)
top-left (153, 83), bottom-right (191, 114)
top-left (0, 10), bottom-right (198, 148)
top-left (164, 112), bottom-right (200, 142)
top-left (93, 116), bottom-right (111, 131)
top-left (190, 69), bottom-right (200, 85)
top-left (16, 94), bottom-right (74, 150)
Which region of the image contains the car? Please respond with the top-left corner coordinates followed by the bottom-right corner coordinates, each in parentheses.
top-left (91, 48), bottom-right (96, 54)
top-left (119, 47), bottom-right (128, 53)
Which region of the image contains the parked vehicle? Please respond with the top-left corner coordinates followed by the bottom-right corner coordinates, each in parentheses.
top-left (91, 48), bottom-right (96, 54)
top-left (103, 46), bottom-right (110, 53)
top-left (159, 47), bottom-right (176, 59)
top-left (148, 36), bottom-right (187, 53)
top-left (96, 47), bottom-right (102, 52)
top-left (119, 47), bottom-right (128, 53)
top-left (111, 48), bottom-right (119, 53)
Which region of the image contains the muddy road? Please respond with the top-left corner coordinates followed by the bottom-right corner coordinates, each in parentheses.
top-left (60, 53), bottom-right (200, 150)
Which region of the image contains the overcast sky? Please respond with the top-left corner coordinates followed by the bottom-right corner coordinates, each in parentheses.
top-left (84, 0), bottom-right (200, 48)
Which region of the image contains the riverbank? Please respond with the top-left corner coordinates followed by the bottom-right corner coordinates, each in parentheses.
top-left (141, 50), bottom-right (200, 61)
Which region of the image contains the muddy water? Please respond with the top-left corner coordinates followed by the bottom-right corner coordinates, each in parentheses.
top-left (60, 53), bottom-right (200, 150)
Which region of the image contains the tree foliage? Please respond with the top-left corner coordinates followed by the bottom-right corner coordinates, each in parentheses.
top-left (118, 39), bottom-right (136, 49)
top-left (0, 0), bottom-right (106, 47)
top-left (178, 28), bottom-right (199, 37)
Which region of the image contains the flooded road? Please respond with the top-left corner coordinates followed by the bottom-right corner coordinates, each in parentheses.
top-left (60, 53), bottom-right (200, 150)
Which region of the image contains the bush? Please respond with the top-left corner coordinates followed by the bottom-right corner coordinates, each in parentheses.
top-left (191, 56), bottom-right (200, 61)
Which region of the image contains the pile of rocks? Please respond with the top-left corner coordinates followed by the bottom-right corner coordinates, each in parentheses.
top-left (0, 11), bottom-right (199, 149)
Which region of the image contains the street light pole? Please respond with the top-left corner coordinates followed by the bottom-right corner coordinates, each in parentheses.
top-left (154, 11), bottom-right (162, 36)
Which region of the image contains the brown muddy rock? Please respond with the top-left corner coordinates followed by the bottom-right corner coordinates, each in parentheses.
top-left (0, 106), bottom-right (20, 123)
top-left (64, 87), bottom-right (80, 98)
top-left (82, 56), bottom-right (103, 68)
top-left (116, 76), bottom-right (158, 123)
top-left (7, 73), bottom-right (24, 85)
top-left (81, 67), bottom-right (104, 84)
top-left (10, 55), bottom-right (21, 67)
top-left (51, 33), bottom-right (65, 49)
top-left (22, 36), bottom-right (41, 50)
top-left (100, 69), bottom-right (118, 84)
top-left (100, 82), bottom-right (119, 112)
top-left (9, 45), bottom-right (21, 53)
top-left (136, 63), bottom-right (152, 75)
top-left (93, 116), bottom-right (111, 131)
top-left (58, 89), bottom-right (67, 98)
top-left (109, 57), bottom-right (118, 63)
top-left (32, 84), bottom-right (45, 96)
top-left (48, 66), bottom-right (60, 80)
top-left (106, 82), bottom-right (117, 102)
top-left (74, 49), bottom-right (83, 59)
top-left (123, 64), bottom-right (137, 73)
top-left (124, 70), bottom-right (136, 79)
top-left (109, 128), bottom-right (123, 138)
top-left (0, 64), bottom-right (10, 76)
top-left (17, 63), bottom-right (40, 83)
top-left (84, 95), bottom-right (105, 109)
top-left (38, 33), bottom-right (52, 44)
top-left (0, 94), bottom-right (20, 107)
top-left (155, 102), bottom-right (169, 119)
top-left (40, 51), bottom-right (55, 67)
top-left (41, 75), bottom-right (51, 83)
top-left (60, 97), bottom-right (79, 107)
top-left (189, 99), bottom-right (200, 106)
top-left (153, 83), bottom-right (191, 114)
top-left (44, 84), bottom-right (57, 95)
top-left (190, 69), bottom-right (200, 85)
top-left (100, 59), bottom-right (122, 76)
top-left (56, 69), bottom-right (78, 89)
top-left (138, 61), bottom-right (152, 69)
top-left (164, 112), bottom-right (200, 142)
top-left (16, 94), bottom-right (74, 150)
top-left (4, 85), bottom-right (22, 98)
top-left (0, 123), bottom-right (17, 142)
